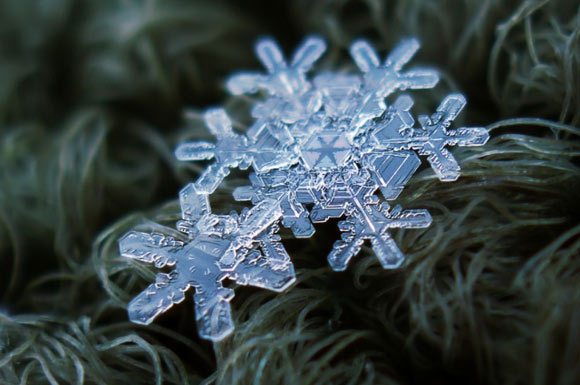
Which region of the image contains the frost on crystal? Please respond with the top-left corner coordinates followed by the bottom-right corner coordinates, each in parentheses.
top-left (120, 36), bottom-right (489, 341)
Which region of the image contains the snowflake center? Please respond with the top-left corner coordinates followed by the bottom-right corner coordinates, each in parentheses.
top-left (300, 130), bottom-right (352, 170)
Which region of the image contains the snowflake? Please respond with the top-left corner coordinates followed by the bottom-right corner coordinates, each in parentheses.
top-left (119, 183), bottom-right (295, 342)
top-left (120, 36), bottom-right (489, 341)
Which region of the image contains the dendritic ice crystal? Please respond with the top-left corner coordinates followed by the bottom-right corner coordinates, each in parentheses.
top-left (119, 36), bottom-right (489, 341)
top-left (119, 184), bottom-right (295, 341)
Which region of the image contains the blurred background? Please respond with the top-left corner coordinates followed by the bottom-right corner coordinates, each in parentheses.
top-left (1, 1), bottom-right (579, 384)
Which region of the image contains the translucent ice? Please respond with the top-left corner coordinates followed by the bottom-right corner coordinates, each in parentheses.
top-left (121, 36), bottom-right (489, 341)
top-left (119, 184), bottom-right (295, 342)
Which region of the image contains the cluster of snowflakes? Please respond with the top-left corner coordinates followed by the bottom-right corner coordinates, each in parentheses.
top-left (119, 37), bottom-right (489, 342)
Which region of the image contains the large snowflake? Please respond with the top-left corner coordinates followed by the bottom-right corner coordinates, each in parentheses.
top-left (120, 36), bottom-right (489, 341)
top-left (119, 183), bottom-right (295, 341)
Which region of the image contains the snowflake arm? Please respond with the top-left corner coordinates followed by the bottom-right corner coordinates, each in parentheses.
top-left (175, 108), bottom-right (251, 193)
top-left (227, 197), bottom-right (284, 257)
top-left (119, 231), bottom-right (182, 268)
top-left (247, 122), bottom-right (297, 172)
top-left (231, 226), bottom-right (296, 292)
top-left (415, 94), bottom-right (489, 181)
top-left (227, 36), bottom-right (326, 97)
top-left (350, 38), bottom-right (439, 98)
top-left (371, 94), bottom-right (489, 181)
top-left (227, 201), bottom-right (297, 291)
top-left (233, 171), bottom-right (315, 238)
top-left (289, 168), bottom-right (431, 271)
top-left (192, 277), bottom-right (236, 342)
top-left (119, 232), bottom-right (187, 324)
top-left (328, 204), bottom-right (432, 271)
top-left (291, 36), bottom-right (327, 70)
top-left (128, 271), bottom-right (190, 325)
top-left (179, 183), bottom-right (210, 223)
top-left (177, 107), bottom-right (300, 192)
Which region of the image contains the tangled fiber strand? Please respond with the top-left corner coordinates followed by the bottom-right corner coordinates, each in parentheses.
top-left (0, 313), bottom-right (207, 385)
top-left (385, 120), bottom-right (580, 384)
top-left (1, 0), bottom-right (580, 384)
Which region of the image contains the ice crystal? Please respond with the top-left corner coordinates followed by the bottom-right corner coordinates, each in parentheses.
top-left (119, 184), bottom-right (295, 341)
top-left (120, 36), bottom-right (489, 341)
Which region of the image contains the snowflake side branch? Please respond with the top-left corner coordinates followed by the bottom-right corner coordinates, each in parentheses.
top-left (119, 231), bottom-right (182, 268)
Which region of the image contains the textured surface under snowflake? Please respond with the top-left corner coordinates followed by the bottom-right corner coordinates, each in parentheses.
top-left (120, 36), bottom-right (489, 341)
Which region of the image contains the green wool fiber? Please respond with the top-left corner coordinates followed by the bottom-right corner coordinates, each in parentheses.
top-left (1, 1), bottom-right (579, 384)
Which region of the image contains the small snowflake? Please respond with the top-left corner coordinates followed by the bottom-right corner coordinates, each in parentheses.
top-left (120, 36), bottom-right (489, 341)
top-left (120, 183), bottom-right (295, 341)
